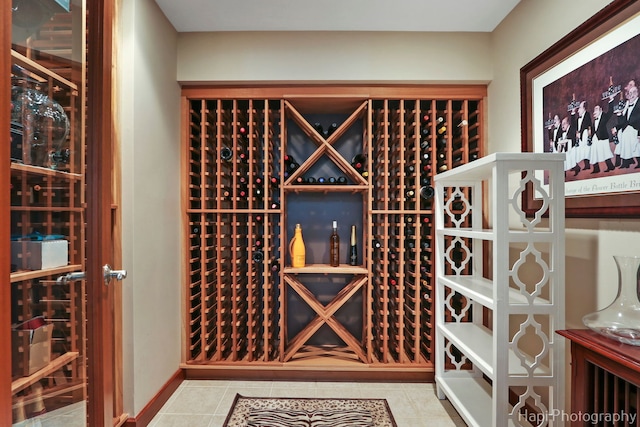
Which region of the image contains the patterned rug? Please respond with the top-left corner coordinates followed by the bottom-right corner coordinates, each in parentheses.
top-left (222, 394), bottom-right (398, 427)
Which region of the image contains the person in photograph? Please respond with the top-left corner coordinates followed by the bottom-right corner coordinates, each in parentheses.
top-left (547, 114), bottom-right (563, 152)
top-left (615, 83), bottom-right (640, 168)
top-left (571, 100), bottom-right (592, 171)
top-left (589, 97), bottom-right (616, 173)
top-left (559, 116), bottom-right (579, 176)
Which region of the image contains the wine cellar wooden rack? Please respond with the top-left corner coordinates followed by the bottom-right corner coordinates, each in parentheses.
top-left (182, 86), bottom-right (485, 376)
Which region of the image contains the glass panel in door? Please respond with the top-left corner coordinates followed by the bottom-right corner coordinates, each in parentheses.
top-left (9, 1), bottom-right (87, 424)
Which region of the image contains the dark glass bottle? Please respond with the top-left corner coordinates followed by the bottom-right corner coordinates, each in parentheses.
top-left (349, 225), bottom-right (358, 266)
top-left (420, 186), bottom-right (435, 199)
top-left (252, 249), bottom-right (264, 263)
top-left (327, 122), bottom-right (338, 136)
top-left (329, 221), bottom-right (340, 267)
top-left (337, 176), bottom-right (347, 184)
top-left (220, 146), bottom-right (233, 161)
top-left (351, 154), bottom-right (366, 172)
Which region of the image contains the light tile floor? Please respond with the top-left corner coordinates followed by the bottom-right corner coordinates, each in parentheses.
top-left (149, 380), bottom-right (467, 427)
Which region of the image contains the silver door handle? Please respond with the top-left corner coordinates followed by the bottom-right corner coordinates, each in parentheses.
top-left (57, 271), bottom-right (86, 284)
top-left (103, 264), bottom-right (127, 285)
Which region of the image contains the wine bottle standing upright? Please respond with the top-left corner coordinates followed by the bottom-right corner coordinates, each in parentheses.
top-left (329, 221), bottom-right (340, 267)
top-left (349, 225), bottom-right (358, 266)
top-left (289, 223), bottom-right (306, 268)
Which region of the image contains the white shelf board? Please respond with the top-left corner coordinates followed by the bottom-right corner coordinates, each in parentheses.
top-left (436, 375), bottom-right (493, 427)
top-left (438, 323), bottom-right (551, 378)
top-left (438, 275), bottom-right (551, 308)
top-left (433, 152), bottom-right (565, 182)
top-left (436, 375), bottom-right (532, 427)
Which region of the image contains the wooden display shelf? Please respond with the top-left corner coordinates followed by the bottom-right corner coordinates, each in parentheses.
top-left (284, 264), bottom-right (368, 275)
top-left (10, 162), bottom-right (83, 179)
top-left (11, 351), bottom-right (79, 394)
top-left (283, 184), bottom-right (370, 193)
top-left (10, 264), bottom-right (83, 283)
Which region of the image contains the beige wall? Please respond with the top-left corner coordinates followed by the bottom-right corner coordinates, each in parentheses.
top-left (177, 31), bottom-right (492, 84)
top-left (118, 0), bottom-right (182, 417)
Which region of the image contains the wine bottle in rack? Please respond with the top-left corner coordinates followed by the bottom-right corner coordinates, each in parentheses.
top-left (270, 257), bottom-right (280, 274)
top-left (329, 221), bottom-right (340, 267)
top-left (337, 176), bottom-right (347, 184)
top-left (317, 177), bottom-right (327, 184)
top-left (327, 122), bottom-right (338, 136)
top-left (220, 146), bottom-right (233, 161)
top-left (349, 225), bottom-right (358, 266)
top-left (306, 176), bottom-right (317, 184)
top-left (351, 154), bottom-right (367, 175)
top-left (284, 154), bottom-right (299, 173)
top-left (420, 185), bottom-right (434, 199)
top-left (314, 122), bottom-right (324, 136)
top-left (252, 249), bottom-right (264, 263)
top-left (328, 176), bottom-right (337, 185)
top-left (269, 175), bottom-right (280, 189)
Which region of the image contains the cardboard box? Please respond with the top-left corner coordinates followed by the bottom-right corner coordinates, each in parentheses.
top-left (11, 239), bottom-right (69, 270)
top-left (12, 318), bottom-right (53, 378)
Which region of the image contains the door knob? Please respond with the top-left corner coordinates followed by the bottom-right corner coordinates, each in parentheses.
top-left (103, 264), bottom-right (127, 285)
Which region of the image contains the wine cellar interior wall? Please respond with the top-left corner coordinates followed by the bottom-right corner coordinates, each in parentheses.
top-left (183, 87), bottom-right (485, 373)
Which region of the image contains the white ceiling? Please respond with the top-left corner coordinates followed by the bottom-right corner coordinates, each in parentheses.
top-left (155, 0), bottom-right (522, 33)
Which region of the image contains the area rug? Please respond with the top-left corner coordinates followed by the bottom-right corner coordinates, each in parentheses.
top-left (222, 394), bottom-right (398, 427)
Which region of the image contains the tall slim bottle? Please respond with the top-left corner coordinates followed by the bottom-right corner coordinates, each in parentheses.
top-left (349, 225), bottom-right (358, 266)
top-left (329, 221), bottom-right (340, 267)
top-left (289, 223), bottom-right (306, 268)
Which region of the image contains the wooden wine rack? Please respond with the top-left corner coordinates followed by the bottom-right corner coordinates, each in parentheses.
top-left (182, 86), bottom-right (485, 378)
top-left (10, 45), bottom-right (86, 420)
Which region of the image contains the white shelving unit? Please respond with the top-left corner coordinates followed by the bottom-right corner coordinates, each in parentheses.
top-left (434, 153), bottom-right (565, 427)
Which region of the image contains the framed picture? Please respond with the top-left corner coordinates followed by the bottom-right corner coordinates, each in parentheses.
top-left (521, 0), bottom-right (640, 217)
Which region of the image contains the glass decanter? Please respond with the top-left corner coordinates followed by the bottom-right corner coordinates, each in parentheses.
top-left (583, 255), bottom-right (640, 346)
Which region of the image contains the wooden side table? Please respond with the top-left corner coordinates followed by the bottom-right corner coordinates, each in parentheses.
top-left (557, 329), bottom-right (640, 426)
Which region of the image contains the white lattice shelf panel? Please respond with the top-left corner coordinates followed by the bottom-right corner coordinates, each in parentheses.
top-left (434, 152), bottom-right (565, 427)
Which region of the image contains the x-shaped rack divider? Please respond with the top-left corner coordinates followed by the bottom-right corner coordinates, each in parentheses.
top-left (283, 273), bottom-right (368, 363)
top-left (283, 100), bottom-right (369, 187)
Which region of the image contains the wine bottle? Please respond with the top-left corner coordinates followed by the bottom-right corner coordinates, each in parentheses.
top-left (305, 176), bottom-right (317, 184)
top-left (328, 176), bottom-right (337, 185)
top-left (220, 146), bottom-right (233, 161)
top-left (349, 225), bottom-right (358, 266)
top-left (329, 220), bottom-right (340, 267)
top-left (420, 185), bottom-right (435, 199)
top-left (289, 223), bottom-right (306, 268)
top-left (269, 175), bottom-right (280, 188)
top-left (252, 249), bottom-right (264, 263)
top-left (317, 177), bottom-right (327, 184)
top-left (270, 258), bottom-right (280, 274)
top-left (351, 154), bottom-right (366, 172)
top-left (337, 176), bottom-right (347, 184)
top-left (327, 122), bottom-right (338, 136)
top-left (313, 122), bottom-right (324, 136)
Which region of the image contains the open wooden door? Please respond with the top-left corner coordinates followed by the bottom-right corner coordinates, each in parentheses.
top-left (2, 0), bottom-right (125, 425)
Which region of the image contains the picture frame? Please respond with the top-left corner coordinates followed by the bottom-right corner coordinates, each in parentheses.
top-left (521, 0), bottom-right (640, 217)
